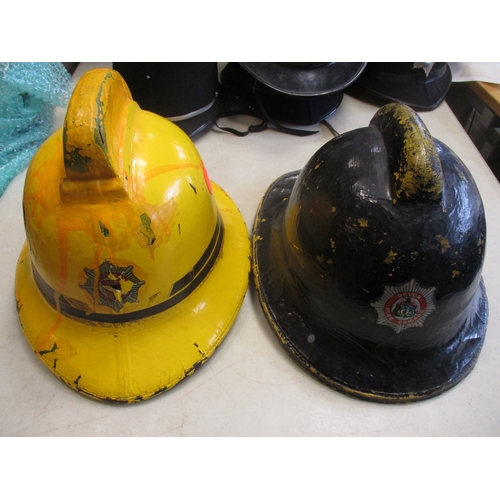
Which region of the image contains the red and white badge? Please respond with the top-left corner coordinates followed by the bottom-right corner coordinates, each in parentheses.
top-left (371, 279), bottom-right (436, 333)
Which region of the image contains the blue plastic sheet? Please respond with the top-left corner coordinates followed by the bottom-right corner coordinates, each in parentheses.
top-left (0, 62), bottom-right (72, 197)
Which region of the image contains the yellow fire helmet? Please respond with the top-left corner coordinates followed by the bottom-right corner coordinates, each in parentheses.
top-left (15, 68), bottom-right (251, 403)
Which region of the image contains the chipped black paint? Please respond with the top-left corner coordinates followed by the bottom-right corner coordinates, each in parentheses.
top-left (92, 72), bottom-right (114, 156)
top-left (47, 359), bottom-right (210, 404)
top-left (139, 213), bottom-right (156, 246)
top-left (185, 360), bottom-right (204, 378)
top-left (99, 221), bottom-right (110, 237)
top-left (39, 343), bottom-right (58, 356)
top-left (64, 146), bottom-right (91, 173)
top-left (67, 371), bottom-right (201, 404)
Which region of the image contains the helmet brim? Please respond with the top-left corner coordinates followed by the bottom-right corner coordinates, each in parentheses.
top-left (353, 63), bottom-right (453, 111)
top-left (240, 62), bottom-right (367, 96)
top-left (252, 171), bottom-right (488, 403)
top-left (16, 182), bottom-right (250, 404)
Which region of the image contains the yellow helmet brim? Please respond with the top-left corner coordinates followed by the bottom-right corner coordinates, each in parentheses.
top-left (15, 182), bottom-right (250, 403)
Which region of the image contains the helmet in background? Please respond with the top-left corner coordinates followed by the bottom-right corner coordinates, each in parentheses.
top-left (219, 62), bottom-right (366, 135)
top-left (353, 62), bottom-right (452, 110)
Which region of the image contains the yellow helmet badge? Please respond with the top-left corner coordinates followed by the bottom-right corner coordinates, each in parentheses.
top-left (15, 68), bottom-right (250, 403)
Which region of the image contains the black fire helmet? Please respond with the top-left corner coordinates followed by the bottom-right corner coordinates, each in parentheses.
top-left (252, 102), bottom-right (488, 403)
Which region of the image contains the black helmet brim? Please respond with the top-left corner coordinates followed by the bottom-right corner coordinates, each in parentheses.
top-left (240, 62), bottom-right (367, 96)
top-left (353, 63), bottom-right (453, 111)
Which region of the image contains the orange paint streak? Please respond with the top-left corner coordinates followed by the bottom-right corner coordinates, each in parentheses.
top-left (36, 313), bottom-right (63, 351)
top-left (57, 222), bottom-right (69, 291)
top-left (143, 163), bottom-right (201, 183)
top-left (154, 214), bottom-right (171, 239)
top-left (30, 147), bottom-right (62, 232)
top-left (202, 162), bottom-right (213, 195)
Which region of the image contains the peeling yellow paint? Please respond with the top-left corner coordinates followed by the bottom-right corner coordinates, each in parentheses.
top-left (358, 218), bottom-right (368, 227)
top-left (378, 103), bottom-right (443, 202)
top-left (436, 234), bottom-right (450, 252)
top-left (452, 270), bottom-right (460, 278)
top-left (384, 249), bottom-right (397, 264)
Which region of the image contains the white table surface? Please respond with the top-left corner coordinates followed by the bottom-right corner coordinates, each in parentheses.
top-left (2, 63), bottom-right (500, 437)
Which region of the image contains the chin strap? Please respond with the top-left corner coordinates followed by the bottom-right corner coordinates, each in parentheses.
top-left (215, 118), bottom-right (339, 138)
top-left (215, 92), bottom-right (320, 137)
top-left (215, 119), bottom-right (268, 137)
top-left (321, 120), bottom-right (339, 137)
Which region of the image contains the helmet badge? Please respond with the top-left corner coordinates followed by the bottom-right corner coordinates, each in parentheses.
top-left (371, 279), bottom-right (436, 333)
top-left (81, 261), bottom-right (146, 313)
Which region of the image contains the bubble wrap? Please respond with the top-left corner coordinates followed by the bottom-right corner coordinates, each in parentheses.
top-left (0, 62), bottom-right (72, 197)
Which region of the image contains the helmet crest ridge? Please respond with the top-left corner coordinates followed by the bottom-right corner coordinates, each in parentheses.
top-left (371, 103), bottom-right (443, 203)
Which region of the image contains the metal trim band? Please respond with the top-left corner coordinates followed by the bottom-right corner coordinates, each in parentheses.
top-left (166, 97), bottom-right (217, 122)
top-left (33, 214), bottom-right (225, 323)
